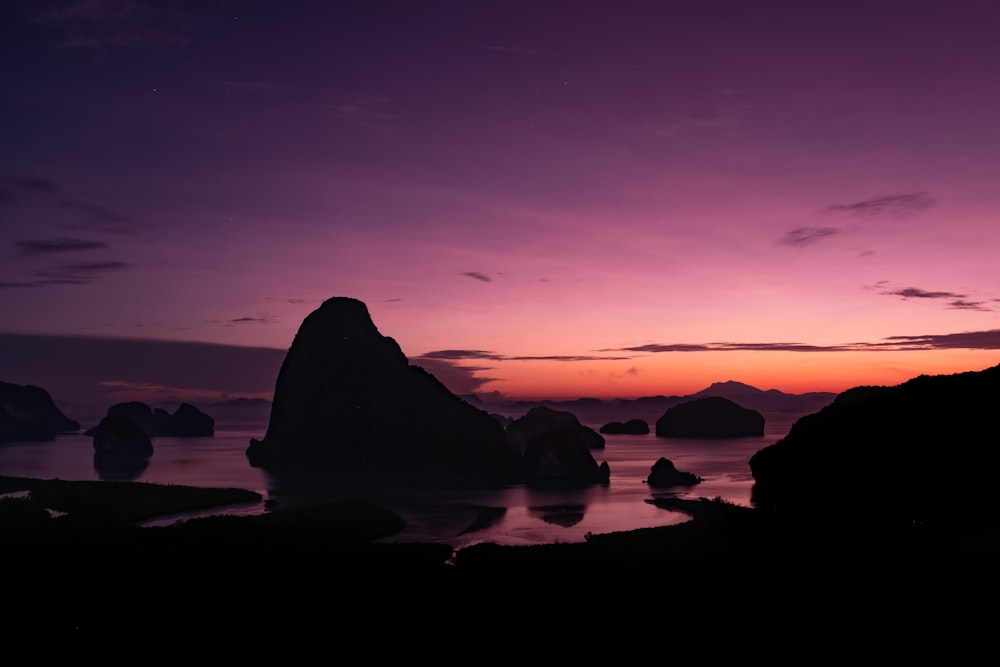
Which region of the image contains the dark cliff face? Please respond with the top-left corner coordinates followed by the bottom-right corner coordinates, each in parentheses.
top-left (247, 297), bottom-right (523, 483)
top-left (749, 363), bottom-right (1000, 526)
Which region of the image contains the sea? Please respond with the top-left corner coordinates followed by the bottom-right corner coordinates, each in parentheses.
top-left (0, 404), bottom-right (805, 551)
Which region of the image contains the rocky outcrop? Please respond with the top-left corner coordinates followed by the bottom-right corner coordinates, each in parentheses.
top-left (655, 396), bottom-right (764, 438)
top-left (501, 406), bottom-right (609, 488)
top-left (157, 403), bottom-right (214, 436)
top-left (86, 402), bottom-right (214, 438)
top-left (505, 406), bottom-right (605, 451)
top-left (90, 416), bottom-right (153, 457)
top-left (246, 297), bottom-right (523, 484)
top-left (521, 426), bottom-right (611, 489)
top-left (646, 457), bottom-right (701, 488)
top-left (600, 419), bottom-right (649, 435)
top-left (749, 363), bottom-right (1000, 527)
top-left (0, 381), bottom-right (80, 442)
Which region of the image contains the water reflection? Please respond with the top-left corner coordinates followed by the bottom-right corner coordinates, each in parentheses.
top-left (93, 452), bottom-right (151, 482)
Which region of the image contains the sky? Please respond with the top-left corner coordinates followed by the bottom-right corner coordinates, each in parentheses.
top-left (3, 0), bottom-right (1000, 414)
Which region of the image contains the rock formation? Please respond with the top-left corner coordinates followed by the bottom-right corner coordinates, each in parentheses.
top-left (86, 402), bottom-right (214, 438)
top-left (655, 396), bottom-right (764, 438)
top-left (90, 416), bottom-right (154, 458)
top-left (0, 381), bottom-right (80, 442)
top-left (521, 426), bottom-right (611, 489)
top-left (502, 406), bottom-right (609, 488)
top-left (246, 297), bottom-right (523, 484)
top-left (156, 403), bottom-right (215, 436)
top-left (749, 363), bottom-right (1000, 527)
top-left (600, 419), bottom-right (649, 435)
top-left (646, 457), bottom-right (701, 488)
top-left (505, 406), bottom-right (605, 451)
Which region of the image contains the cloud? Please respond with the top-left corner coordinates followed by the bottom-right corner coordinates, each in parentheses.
top-left (610, 329), bottom-right (1000, 353)
top-left (420, 349), bottom-right (505, 361)
top-left (947, 300), bottom-right (990, 311)
top-left (616, 342), bottom-right (843, 353)
top-left (462, 271), bottom-right (492, 282)
top-left (826, 192), bottom-right (935, 218)
top-left (16, 237), bottom-right (109, 256)
top-left (482, 44), bottom-right (540, 56)
top-left (417, 349), bottom-right (632, 362)
top-left (326, 94), bottom-right (396, 131)
top-left (30, 260), bottom-right (130, 285)
top-left (31, 0), bottom-right (190, 50)
top-left (881, 330), bottom-right (1000, 350)
top-left (645, 99), bottom-right (734, 137)
top-left (57, 198), bottom-right (135, 234)
top-left (227, 314), bottom-right (278, 325)
top-left (409, 358), bottom-right (501, 395)
top-left (866, 284), bottom-right (995, 311)
top-left (0, 175), bottom-right (137, 234)
top-left (3, 178), bottom-right (63, 200)
top-left (778, 226), bottom-right (840, 246)
top-left (887, 287), bottom-right (964, 300)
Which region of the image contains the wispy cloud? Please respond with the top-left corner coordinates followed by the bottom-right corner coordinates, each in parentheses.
top-left (1, 260), bottom-right (131, 288)
top-left (0, 175), bottom-right (137, 234)
top-left (326, 93), bottom-right (396, 132)
top-left (409, 357), bottom-right (502, 395)
top-left (227, 313), bottom-right (278, 325)
top-left (948, 300), bottom-right (990, 311)
top-left (609, 328), bottom-right (1000, 353)
top-left (32, 260), bottom-right (130, 285)
top-left (885, 287), bottom-right (964, 300)
top-left (482, 44), bottom-right (540, 56)
top-left (16, 237), bottom-right (109, 256)
top-left (825, 192), bottom-right (935, 218)
top-left (462, 271), bottom-right (492, 282)
top-left (778, 226), bottom-right (839, 247)
top-left (644, 92), bottom-right (743, 138)
top-left (873, 285), bottom-right (994, 311)
top-left (417, 349), bottom-right (631, 362)
top-left (31, 0), bottom-right (190, 50)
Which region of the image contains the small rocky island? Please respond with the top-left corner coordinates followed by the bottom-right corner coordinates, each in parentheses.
top-left (655, 396), bottom-right (764, 437)
top-left (599, 419), bottom-right (649, 435)
top-left (646, 457), bottom-right (702, 488)
top-left (86, 401), bottom-right (215, 438)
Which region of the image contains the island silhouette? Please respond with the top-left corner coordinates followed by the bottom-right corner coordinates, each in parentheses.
top-left (1, 296), bottom-right (998, 643)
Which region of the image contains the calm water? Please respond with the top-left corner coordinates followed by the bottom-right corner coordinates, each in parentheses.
top-left (0, 408), bottom-right (802, 550)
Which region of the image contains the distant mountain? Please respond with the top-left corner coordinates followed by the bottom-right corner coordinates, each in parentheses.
top-left (462, 382), bottom-right (837, 426)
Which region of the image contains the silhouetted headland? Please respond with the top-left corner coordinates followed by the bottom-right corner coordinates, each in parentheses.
top-left (750, 362), bottom-right (1000, 528)
top-left (0, 381), bottom-right (80, 442)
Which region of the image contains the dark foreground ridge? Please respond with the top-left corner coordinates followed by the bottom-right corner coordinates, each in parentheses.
top-left (750, 361), bottom-right (1000, 527)
top-left (2, 474), bottom-right (999, 645)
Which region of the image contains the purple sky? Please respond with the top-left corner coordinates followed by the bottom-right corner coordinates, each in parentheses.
top-left (3, 1), bottom-right (1000, 413)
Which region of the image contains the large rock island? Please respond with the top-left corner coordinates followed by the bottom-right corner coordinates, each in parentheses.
top-left (749, 363), bottom-right (1000, 527)
top-left (246, 297), bottom-right (524, 484)
top-left (655, 396), bottom-right (764, 437)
